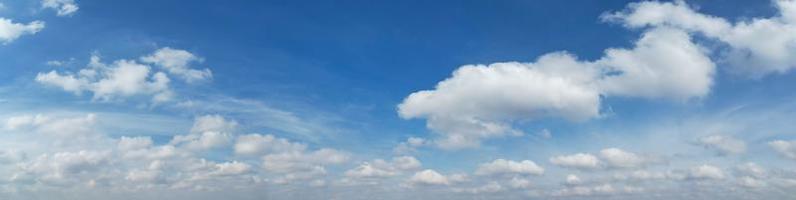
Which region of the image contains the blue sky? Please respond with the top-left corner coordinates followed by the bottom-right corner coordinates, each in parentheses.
top-left (1, 0), bottom-right (796, 199)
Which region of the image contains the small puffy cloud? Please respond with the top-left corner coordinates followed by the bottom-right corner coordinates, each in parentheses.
top-left (262, 148), bottom-right (348, 183)
top-left (190, 114), bottom-right (237, 134)
top-left (117, 136), bottom-right (154, 152)
top-left (474, 159), bottom-right (544, 176)
top-left (393, 137), bottom-right (429, 155)
top-left (697, 135), bottom-right (747, 155)
top-left (212, 161), bottom-right (252, 176)
top-left (598, 148), bottom-right (652, 168)
top-left (170, 115), bottom-right (237, 151)
top-left (606, 0), bottom-right (796, 78)
top-left (768, 140), bottom-right (796, 160)
top-left (549, 153), bottom-right (600, 170)
top-left (551, 183), bottom-right (640, 197)
top-left (141, 47), bottom-right (212, 83)
top-left (36, 48), bottom-right (210, 104)
top-left (688, 164), bottom-right (725, 180)
top-left (344, 156), bottom-right (421, 179)
top-left (4, 113), bottom-right (100, 140)
top-left (565, 174), bottom-right (582, 185)
top-left (0, 18), bottom-right (45, 44)
top-left (234, 134), bottom-right (306, 156)
top-left (36, 55), bottom-right (174, 103)
top-left (15, 150), bottom-right (110, 184)
top-left (42, 0), bottom-right (79, 16)
top-left (454, 181), bottom-right (504, 194)
top-left (408, 169), bottom-right (450, 185)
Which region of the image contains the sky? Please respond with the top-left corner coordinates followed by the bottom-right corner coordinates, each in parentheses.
top-left (1, 0), bottom-right (796, 199)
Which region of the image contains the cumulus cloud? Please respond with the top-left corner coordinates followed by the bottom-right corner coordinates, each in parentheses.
top-left (0, 18), bottom-right (45, 44)
top-left (697, 135), bottom-right (747, 155)
top-left (408, 169), bottom-right (451, 185)
top-left (474, 159), bottom-right (544, 176)
top-left (399, 26), bottom-right (713, 150)
top-left (344, 156), bottom-right (421, 179)
top-left (549, 153), bottom-right (601, 170)
top-left (551, 183), bottom-right (642, 197)
top-left (42, 0), bottom-right (79, 16)
top-left (140, 47), bottom-right (213, 83)
top-left (768, 140), bottom-right (796, 159)
top-left (233, 134), bottom-right (304, 156)
top-left (598, 148), bottom-right (655, 169)
top-left (393, 137), bottom-right (429, 155)
top-left (606, 0), bottom-right (796, 78)
top-left (1, 112), bottom-right (349, 191)
top-left (565, 174), bottom-right (582, 185)
top-left (36, 55), bottom-right (174, 103)
top-left (170, 115), bottom-right (237, 151)
top-left (36, 48), bottom-right (210, 103)
top-left (688, 164), bottom-right (725, 180)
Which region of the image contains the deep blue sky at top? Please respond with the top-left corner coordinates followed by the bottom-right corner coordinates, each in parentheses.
top-left (1, 0), bottom-right (791, 159)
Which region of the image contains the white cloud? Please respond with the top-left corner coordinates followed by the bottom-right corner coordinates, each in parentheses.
top-left (141, 47), bottom-right (213, 83)
top-left (565, 174), bottom-right (582, 185)
top-left (42, 0), bottom-right (79, 16)
top-left (170, 115), bottom-right (237, 151)
top-left (393, 137), bottom-right (429, 155)
top-left (474, 159), bottom-right (544, 176)
top-left (233, 134), bottom-right (306, 156)
top-left (408, 169), bottom-right (450, 185)
top-left (36, 48), bottom-right (210, 104)
top-left (0, 18), bottom-right (45, 44)
top-left (688, 164), bottom-right (725, 180)
top-left (262, 148), bottom-right (348, 183)
top-left (606, 0), bottom-right (796, 78)
top-left (398, 27), bottom-right (713, 150)
top-left (36, 55), bottom-right (174, 103)
top-left (596, 27), bottom-right (715, 100)
top-left (598, 148), bottom-right (651, 168)
top-left (768, 140), bottom-right (796, 159)
top-left (344, 156), bottom-right (421, 179)
top-left (212, 161), bottom-right (251, 176)
top-left (549, 153), bottom-right (600, 170)
top-left (398, 53), bottom-right (599, 150)
top-left (551, 183), bottom-right (641, 197)
top-left (697, 135), bottom-right (747, 155)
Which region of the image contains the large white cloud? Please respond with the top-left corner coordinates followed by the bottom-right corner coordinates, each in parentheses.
top-left (0, 18), bottom-right (45, 44)
top-left (606, 0), bottom-right (796, 78)
top-left (399, 27), bottom-right (713, 150)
